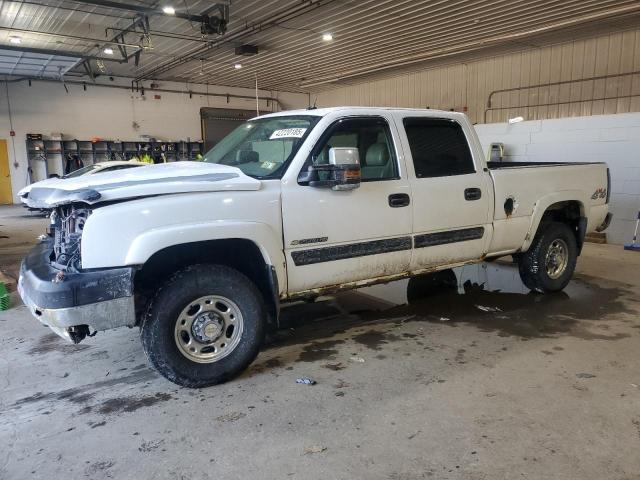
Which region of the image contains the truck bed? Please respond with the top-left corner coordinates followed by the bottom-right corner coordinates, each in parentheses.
top-left (486, 161), bottom-right (609, 255)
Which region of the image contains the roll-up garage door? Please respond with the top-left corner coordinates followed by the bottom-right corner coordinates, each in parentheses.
top-left (200, 108), bottom-right (260, 152)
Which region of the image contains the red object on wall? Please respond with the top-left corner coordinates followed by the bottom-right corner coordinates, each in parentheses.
top-left (9, 130), bottom-right (15, 136)
top-left (154, 94), bottom-right (161, 100)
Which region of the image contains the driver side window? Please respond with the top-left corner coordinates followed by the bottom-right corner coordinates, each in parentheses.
top-left (306, 117), bottom-right (399, 182)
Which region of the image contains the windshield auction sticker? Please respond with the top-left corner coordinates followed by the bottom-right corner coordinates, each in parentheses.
top-left (269, 128), bottom-right (307, 139)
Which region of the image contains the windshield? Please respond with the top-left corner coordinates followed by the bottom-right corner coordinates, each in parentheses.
top-left (202, 115), bottom-right (320, 178)
top-left (63, 164), bottom-right (99, 178)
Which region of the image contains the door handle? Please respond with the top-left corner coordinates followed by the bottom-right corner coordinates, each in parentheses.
top-left (388, 193), bottom-right (410, 208)
top-left (464, 188), bottom-right (482, 201)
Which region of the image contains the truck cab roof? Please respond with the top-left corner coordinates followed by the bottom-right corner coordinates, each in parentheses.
top-left (256, 106), bottom-right (469, 120)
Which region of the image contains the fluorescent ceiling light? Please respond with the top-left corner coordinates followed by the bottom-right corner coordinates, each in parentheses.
top-left (234, 63), bottom-right (242, 69)
top-left (103, 47), bottom-right (114, 55)
top-left (322, 33), bottom-right (333, 42)
top-left (9, 36), bottom-right (21, 44)
top-left (162, 6), bottom-right (175, 14)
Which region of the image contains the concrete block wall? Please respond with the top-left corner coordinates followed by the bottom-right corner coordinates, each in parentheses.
top-left (475, 112), bottom-right (640, 245)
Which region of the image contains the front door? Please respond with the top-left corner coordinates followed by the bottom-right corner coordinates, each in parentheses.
top-left (281, 115), bottom-right (412, 294)
top-left (396, 116), bottom-right (492, 270)
top-left (0, 140), bottom-right (12, 204)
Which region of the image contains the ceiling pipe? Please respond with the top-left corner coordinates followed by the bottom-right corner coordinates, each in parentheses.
top-left (486, 69), bottom-right (640, 108)
top-left (3, 76), bottom-right (283, 110)
top-left (299, 2), bottom-right (640, 88)
top-left (87, 14), bottom-right (149, 67)
top-left (135, 0), bottom-right (333, 82)
top-left (105, 27), bottom-right (211, 44)
top-left (484, 93), bottom-right (640, 123)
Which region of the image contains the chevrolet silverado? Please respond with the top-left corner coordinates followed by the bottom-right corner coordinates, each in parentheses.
top-left (19, 107), bottom-right (612, 387)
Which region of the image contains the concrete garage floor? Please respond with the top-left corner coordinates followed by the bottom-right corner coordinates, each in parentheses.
top-left (1, 205), bottom-right (639, 480)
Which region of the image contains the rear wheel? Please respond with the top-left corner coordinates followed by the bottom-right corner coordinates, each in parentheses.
top-left (518, 221), bottom-right (577, 293)
top-left (141, 264), bottom-right (265, 387)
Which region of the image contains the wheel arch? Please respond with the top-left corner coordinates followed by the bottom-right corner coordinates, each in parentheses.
top-left (134, 238), bottom-right (280, 326)
top-left (523, 192), bottom-right (588, 253)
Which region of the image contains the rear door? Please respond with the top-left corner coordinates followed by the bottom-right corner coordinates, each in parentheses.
top-left (281, 115), bottom-right (413, 294)
top-left (397, 115), bottom-right (492, 270)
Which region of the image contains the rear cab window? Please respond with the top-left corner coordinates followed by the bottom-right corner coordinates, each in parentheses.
top-left (402, 118), bottom-right (475, 178)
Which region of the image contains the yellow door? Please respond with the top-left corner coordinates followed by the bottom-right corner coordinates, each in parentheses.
top-left (0, 140), bottom-right (12, 204)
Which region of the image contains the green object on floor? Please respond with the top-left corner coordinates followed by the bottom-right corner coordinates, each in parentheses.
top-left (0, 282), bottom-right (9, 311)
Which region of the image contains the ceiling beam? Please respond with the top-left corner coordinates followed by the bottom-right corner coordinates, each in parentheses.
top-left (0, 26), bottom-right (143, 49)
top-left (0, 43), bottom-right (126, 63)
top-left (9, 51), bottom-right (24, 75)
top-left (37, 54), bottom-right (56, 76)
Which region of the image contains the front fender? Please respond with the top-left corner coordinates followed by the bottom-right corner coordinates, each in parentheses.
top-left (125, 220), bottom-right (284, 274)
top-left (80, 187), bottom-right (284, 277)
top-left (522, 190), bottom-right (587, 251)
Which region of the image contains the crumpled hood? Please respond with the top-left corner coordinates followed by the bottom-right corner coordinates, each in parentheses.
top-left (18, 177), bottom-right (62, 198)
top-left (24, 161), bottom-right (261, 209)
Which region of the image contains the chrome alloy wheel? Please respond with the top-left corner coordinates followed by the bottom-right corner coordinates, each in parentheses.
top-left (174, 295), bottom-right (244, 363)
top-left (545, 238), bottom-right (569, 280)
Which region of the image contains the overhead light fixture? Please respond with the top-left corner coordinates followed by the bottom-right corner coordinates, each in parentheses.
top-left (162, 6), bottom-right (175, 15)
top-left (234, 63), bottom-right (242, 69)
top-left (103, 47), bottom-right (114, 55)
top-left (9, 36), bottom-right (21, 44)
top-left (322, 33), bottom-right (333, 42)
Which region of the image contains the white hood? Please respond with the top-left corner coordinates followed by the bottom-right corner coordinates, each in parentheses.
top-left (24, 162), bottom-right (261, 209)
top-left (19, 177), bottom-right (62, 198)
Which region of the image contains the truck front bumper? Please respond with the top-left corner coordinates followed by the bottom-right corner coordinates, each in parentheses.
top-left (18, 239), bottom-right (136, 342)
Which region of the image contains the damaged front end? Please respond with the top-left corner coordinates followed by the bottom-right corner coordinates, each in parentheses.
top-left (50, 205), bottom-right (92, 272)
top-left (18, 202), bottom-right (136, 344)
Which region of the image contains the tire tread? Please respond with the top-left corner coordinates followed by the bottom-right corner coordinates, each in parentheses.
top-left (518, 221), bottom-right (577, 293)
top-left (140, 264), bottom-right (265, 388)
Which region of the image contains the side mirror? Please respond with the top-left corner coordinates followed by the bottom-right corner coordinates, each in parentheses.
top-left (307, 147), bottom-right (361, 191)
top-left (488, 142), bottom-right (505, 162)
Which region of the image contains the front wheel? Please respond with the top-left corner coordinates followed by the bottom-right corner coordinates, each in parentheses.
top-left (518, 221), bottom-right (577, 293)
top-left (141, 264), bottom-right (265, 387)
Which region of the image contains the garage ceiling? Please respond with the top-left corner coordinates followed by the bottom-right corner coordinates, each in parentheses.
top-left (0, 48), bottom-right (79, 77)
top-left (0, 0), bottom-right (639, 91)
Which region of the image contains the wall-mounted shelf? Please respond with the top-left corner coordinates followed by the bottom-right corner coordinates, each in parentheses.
top-left (25, 135), bottom-right (204, 184)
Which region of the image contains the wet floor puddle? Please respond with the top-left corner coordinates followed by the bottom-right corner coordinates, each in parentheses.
top-left (10, 260), bottom-right (636, 411)
top-left (271, 261), bottom-right (635, 351)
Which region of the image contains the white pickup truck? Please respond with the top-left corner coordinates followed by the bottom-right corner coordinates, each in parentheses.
top-left (19, 107), bottom-right (611, 387)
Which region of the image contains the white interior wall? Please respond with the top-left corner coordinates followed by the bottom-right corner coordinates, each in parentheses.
top-left (312, 27), bottom-right (640, 125)
top-left (0, 78), bottom-right (308, 203)
top-left (475, 113), bottom-right (640, 245)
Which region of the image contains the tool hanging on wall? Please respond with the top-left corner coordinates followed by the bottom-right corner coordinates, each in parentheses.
top-left (624, 210), bottom-right (640, 251)
top-left (64, 153), bottom-right (83, 174)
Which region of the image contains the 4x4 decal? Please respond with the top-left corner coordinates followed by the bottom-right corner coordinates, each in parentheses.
top-left (591, 188), bottom-right (607, 200)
